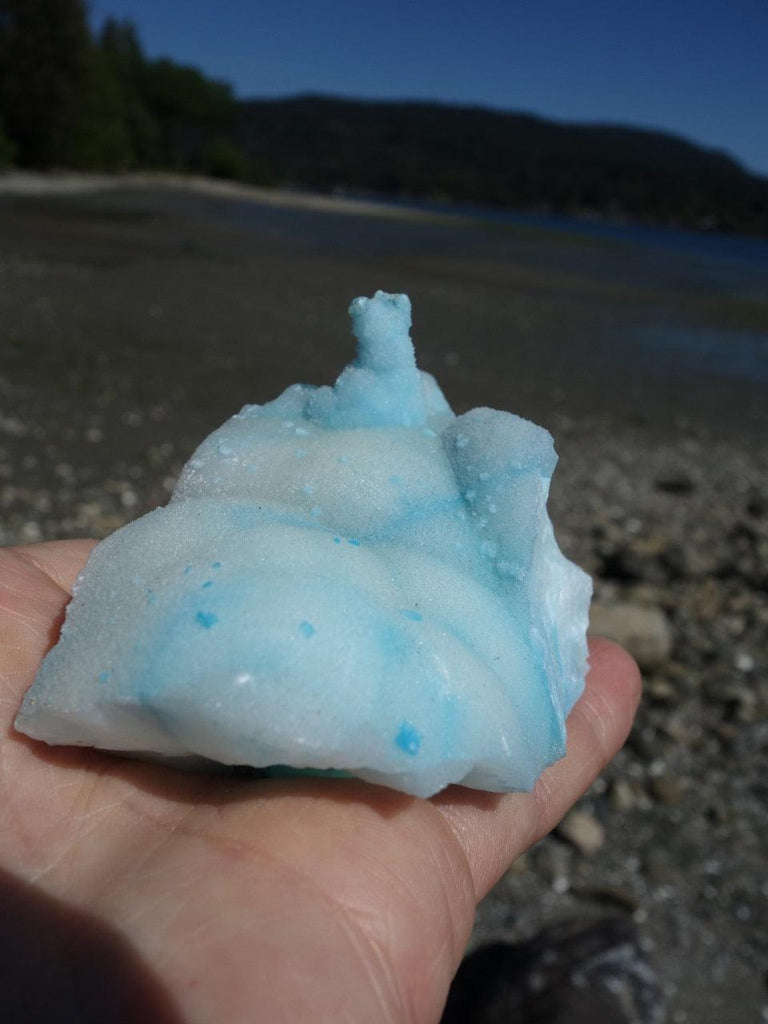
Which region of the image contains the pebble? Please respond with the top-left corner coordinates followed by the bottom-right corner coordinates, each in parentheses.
top-left (556, 809), bottom-right (606, 856)
top-left (611, 778), bottom-right (638, 812)
top-left (533, 839), bottom-right (572, 888)
top-left (647, 677), bottom-right (676, 703)
top-left (650, 775), bottom-right (687, 806)
top-left (735, 652), bottom-right (754, 673)
top-left (20, 521), bottom-right (43, 542)
top-left (644, 849), bottom-right (683, 887)
top-left (589, 601), bottom-right (672, 670)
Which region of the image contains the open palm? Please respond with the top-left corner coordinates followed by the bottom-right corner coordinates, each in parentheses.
top-left (0, 540), bottom-right (640, 1024)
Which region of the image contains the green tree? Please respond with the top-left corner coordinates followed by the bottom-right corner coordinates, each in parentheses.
top-left (0, 117), bottom-right (16, 167)
top-left (142, 58), bottom-right (235, 169)
top-left (98, 18), bottom-right (238, 172)
top-left (70, 46), bottom-right (132, 169)
top-left (98, 18), bottom-right (160, 166)
top-left (203, 135), bottom-right (251, 180)
top-left (0, 0), bottom-right (130, 169)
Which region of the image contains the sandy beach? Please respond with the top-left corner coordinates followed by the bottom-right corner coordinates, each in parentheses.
top-left (1, 178), bottom-right (766, 1022)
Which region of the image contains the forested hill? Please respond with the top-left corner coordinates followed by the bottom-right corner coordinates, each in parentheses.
top-left (235, 96), bottom-right (768, 236)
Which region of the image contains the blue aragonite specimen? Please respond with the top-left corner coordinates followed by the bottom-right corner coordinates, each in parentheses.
top-left (15, 292), bottom-right (592, 798)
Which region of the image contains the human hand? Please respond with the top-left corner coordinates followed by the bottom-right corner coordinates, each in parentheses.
top-left (0, 540), bottom-right (640, 1024)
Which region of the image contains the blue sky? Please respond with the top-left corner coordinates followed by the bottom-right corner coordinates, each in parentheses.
top-left (88, 0), bottom-right (768, 176)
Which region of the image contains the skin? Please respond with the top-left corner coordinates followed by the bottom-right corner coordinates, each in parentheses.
top-left (0, 540), bottom-right (640, 1024)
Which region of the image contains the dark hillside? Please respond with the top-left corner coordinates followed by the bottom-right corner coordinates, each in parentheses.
top-left (236, 95), bottom-right (768, 235)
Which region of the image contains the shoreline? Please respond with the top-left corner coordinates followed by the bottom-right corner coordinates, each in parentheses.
top-left (0, 169), bottom-right (476, 228)
top-left (5, 171), bottom-right (768, 260)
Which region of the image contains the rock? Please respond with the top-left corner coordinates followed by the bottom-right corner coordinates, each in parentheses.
top-left (557, 809), bottom-right (606, 856)
top-left (644, 848), bottom-right (683, 887)
top-left (590, 602), bottom-right (672, 671)
top-left (654, 472), bottom-right (696, 495)
top-left (662, 542), bottom-right (719, 579)
top-left (598, 538), bottom-right (670, 585)
top-left (650, 775), bottom-right (686, 806)
top-left (572, 885), bottom-right (641, 912)
top-left (692, 579), bottom-right (723, 622)
top-left (610, 779), bottom-right (638, 812)
top-left (735, 652), bottom-right (755, 673)
top-left (20, 520), bottom-right (43, 543)
top-left (702, 678), bottom-right (758, 721)
top-left (442, 917), bottom-right (665, 1024)
top-left (745, 491), bottom-right (765, 518)
top-left (657, 712), bottom-right (692, 744)
top-left (647, 677), bottom-right (676, 703)
top-left (534, 839), bottom-right (572, 892)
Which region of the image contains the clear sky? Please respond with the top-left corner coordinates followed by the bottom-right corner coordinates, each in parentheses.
top-left (88, 0), bottom-right (768, 177)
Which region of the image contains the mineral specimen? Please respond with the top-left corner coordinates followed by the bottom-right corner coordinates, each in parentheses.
top-left (15, 292), bottom-right (592, 797)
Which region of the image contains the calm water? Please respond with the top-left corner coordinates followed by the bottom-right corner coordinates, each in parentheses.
top-left (190, 188), bottom-right (768, 385)
top-left (391, 196), bottom-right (768, 270)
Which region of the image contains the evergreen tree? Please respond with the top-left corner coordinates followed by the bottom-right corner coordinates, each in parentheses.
top-left (98, 18), bottom-right (160, 166)
top-left (142, 58), bottom-right (235, 169)
top-left (0, 118), bottom-right (15, 168)
top-left (98, 18), bottom-right (237, 171)
top-left (0, 0), bottom-right (130, 168)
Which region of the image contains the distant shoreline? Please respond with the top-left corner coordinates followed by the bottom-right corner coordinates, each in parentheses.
top-left (0, 170), bottom-right (474, 228)
top-left (4, 170), bottom-right (768, 266)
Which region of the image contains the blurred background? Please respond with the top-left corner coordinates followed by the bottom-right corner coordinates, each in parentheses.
top-left (1, 2), bottom-right (766, 1022)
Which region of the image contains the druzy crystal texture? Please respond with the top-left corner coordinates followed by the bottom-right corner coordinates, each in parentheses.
top-left (16, 292), bottom-right (591, 798)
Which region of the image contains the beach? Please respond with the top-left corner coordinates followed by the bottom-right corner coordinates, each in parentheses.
top-left (1, 177), bottom-right (766, 1022)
